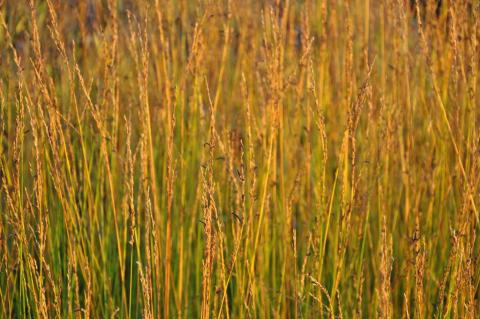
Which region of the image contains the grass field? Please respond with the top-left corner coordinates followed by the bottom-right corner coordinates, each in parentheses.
top-left (0, 0), bottom-right (479, 317)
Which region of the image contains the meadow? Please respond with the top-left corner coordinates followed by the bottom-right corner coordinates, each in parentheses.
top-left (0, 0), bottom-right (479, 317)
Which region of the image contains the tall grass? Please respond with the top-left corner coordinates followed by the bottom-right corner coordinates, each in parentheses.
top-left (0, 0), bottom-right (479, 317)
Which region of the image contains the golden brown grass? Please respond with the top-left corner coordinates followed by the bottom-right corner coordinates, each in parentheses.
top-left (0, 0), bottom-right (479, 317)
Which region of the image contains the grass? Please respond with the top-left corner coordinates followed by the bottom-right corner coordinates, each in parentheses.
top-left (0, 0), bottom-right (479, 317)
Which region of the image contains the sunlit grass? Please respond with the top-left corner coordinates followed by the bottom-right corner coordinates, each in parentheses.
top-left (0, 0), bottom-right (479, 318)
